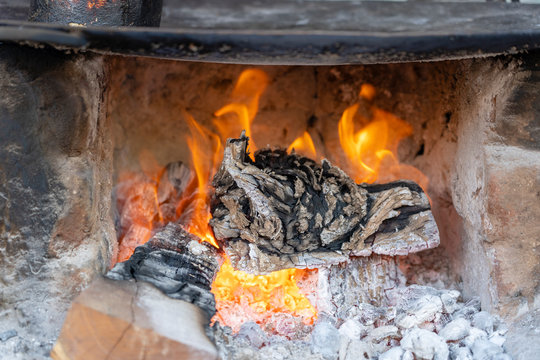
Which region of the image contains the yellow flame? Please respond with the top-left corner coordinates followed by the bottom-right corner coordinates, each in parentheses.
top-left (338, 84), bottom-right (428, 189)
top-left (184, 112), bottom-right (222, 248)
top-left (214, 69), bottom-right (269, 153)
top-left (115, 74), bottom-right (431, 335)
top-left (287, 131), bottom-right (317, 159)
top-left (212, 70), bottom-right (317, 331)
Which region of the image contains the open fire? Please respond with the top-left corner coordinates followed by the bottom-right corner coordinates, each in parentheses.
top-left (3, 1), bottom-right (538, 357)
top-left (114, 69), bottom-right (428, 334)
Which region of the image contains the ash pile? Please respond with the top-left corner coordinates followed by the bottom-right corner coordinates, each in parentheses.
top-left (212, 284), bottom-right (511, 360)
top-left (208, 134), bottom-right (513, 359)
top-left (96, 133), bottom-right (514, 360)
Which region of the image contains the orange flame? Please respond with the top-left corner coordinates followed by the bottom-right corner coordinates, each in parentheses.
top-left (287, 131), bottom-right (317, 159)
top-left (338, 84), bottom-right (428, 189)
top-left (212, 70), bottom-right (319, 332)
top-left (182, 105), bottom-right (318, 331)
top-left (115, 164), bottom-right (162, 262)
top-left (114, 69), bottom-right (316, 331)
top-left (87, 0), bottom-right (109, 9)
top-left (214, 69), bottom-right (269, 153)
top-left (184, 112), bottom-right (222, 248)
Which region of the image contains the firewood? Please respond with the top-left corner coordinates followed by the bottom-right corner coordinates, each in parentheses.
top-left (157, 161), bottom-right (194, 222)
top-left (50, 277), bottom-right (218, 360)
top-left (107, 223), bottom-right (219, 320)
top-left (210, 133), bottom-right (439, 274)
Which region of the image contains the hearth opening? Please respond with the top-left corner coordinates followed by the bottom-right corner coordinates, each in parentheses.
top-left (110, 62), bottom-right (450, 339)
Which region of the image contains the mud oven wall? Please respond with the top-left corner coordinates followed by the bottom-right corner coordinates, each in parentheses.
top-left (1, 44), bottom-right (539, 354)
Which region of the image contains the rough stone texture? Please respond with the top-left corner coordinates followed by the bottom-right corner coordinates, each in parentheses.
top-left (51, 277), bottom-right (218, 360)
top-left (0, 49), bottom-right (535, 358)
top-left (452, 53), bottom-right (540, 324)
top-left (104, 53), bottom-right (540, 329)
top-left (0, 45), bottom-right (115, 358)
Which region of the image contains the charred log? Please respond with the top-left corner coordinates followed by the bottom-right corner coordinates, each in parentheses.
top-left (157, 161), bottom-right (195, 223)
top-left (210, 133), bottom-right (439, 274)
top-left (107, 223), bottom-right (219, 320)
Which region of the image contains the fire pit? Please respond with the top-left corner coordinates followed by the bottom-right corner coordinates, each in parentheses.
top-left (0, 1), bottom-right (539, 359)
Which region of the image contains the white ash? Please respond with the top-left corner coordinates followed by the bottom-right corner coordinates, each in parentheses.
top-left (397, 248), bottom-right (459, 291)
top-left (438, 318), bottom-right (471, 341)
top-left (401, 328), bottom-right (449, 360)
top-left (311, 317), bottom-right (341, 359)
top-left (210, 285), bottom-right (513, 360)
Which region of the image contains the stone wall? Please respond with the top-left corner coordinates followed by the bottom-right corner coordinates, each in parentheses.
top-left (0, 45), bottom-right (115, 358)
top-left (451, 53), bottom-right (540, 358)
top-left (452, 54), bottom-right (540, 322)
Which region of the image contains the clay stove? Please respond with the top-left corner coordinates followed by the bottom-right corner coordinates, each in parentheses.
top-left (0, 1), bottom-right (539, 359)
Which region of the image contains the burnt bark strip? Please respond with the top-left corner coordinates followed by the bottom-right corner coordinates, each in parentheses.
top-left (107, 223), bottom-right (219, 320)
top-left (210, 133), bottom-right (439, 274)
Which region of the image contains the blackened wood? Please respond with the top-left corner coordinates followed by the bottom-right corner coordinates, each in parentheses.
top-left (157, 161), bottom-right (194, 223)
top-left (107, 223), bottom-right (219, 320)
top-left (210, 133), bottom-right (439, 274)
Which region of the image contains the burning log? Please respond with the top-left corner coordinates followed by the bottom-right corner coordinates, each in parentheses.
top-left (107, 223), bottom-right (219, 320)
top-left (210, 133), bottom-right (439, 274)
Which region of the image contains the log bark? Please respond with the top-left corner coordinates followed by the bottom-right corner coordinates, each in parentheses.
top-left (210, 133), bottom-right (439, 274)
top-left (107, 223), bottom-right (219, 320)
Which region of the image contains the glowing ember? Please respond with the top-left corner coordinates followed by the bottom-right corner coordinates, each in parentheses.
top-left (115, 149), bottom-right (169, 261)
top-left (87, 0), bottom-right (114, 9)
top-left (182, 70), bottom-right (318, 332)
top-left (338, 84), bottom-right (428, 189)
top-left (212, 258), bottom-right (317, 333)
